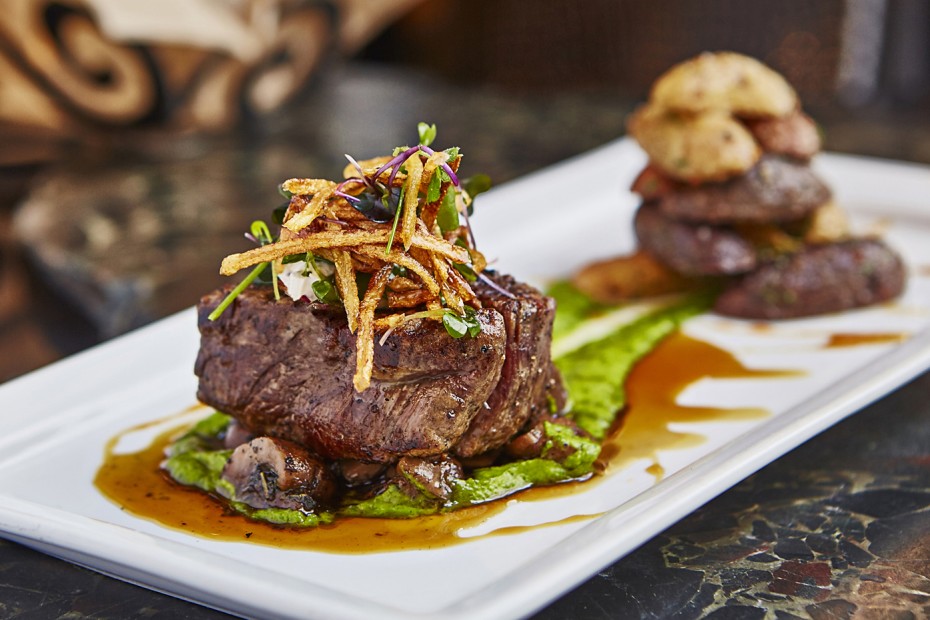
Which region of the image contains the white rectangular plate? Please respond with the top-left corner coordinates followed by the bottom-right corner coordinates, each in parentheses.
top-left (1, 138), bottom-right (929, 620)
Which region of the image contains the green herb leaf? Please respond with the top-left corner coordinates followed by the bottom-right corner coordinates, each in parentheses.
top-left (442, 311), bottom-right (469, 338)
top-left (462, 174), bottom-right (491, 199)
top-left (250, 220), bottom-right (274, 245)
top-left (272, 201), bottom-right (289, 225)
top-left (437, 188), bottom-right (460, 232)
top-left (278, 184), bottom-right (293, 199)
top-left (351, 187), bottom-right (401, 223)
top-left (385, 185), bottom-right (406, 254)
top-left (442, 307), bottom-right (481, 339)
top-left (418, 122), bottom-right (437, 146)
top-left (311, 279), bottom-right (341, 304)
top-left (427, 171), bottom-right (442, 203)
top-left (462, 305), bottom-right (482, 337)
top-left (453, 262), bottom-right (478, 282)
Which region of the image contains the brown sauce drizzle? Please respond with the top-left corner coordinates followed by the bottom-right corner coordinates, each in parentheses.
top-left (95, 333), bottom-right (795, 553)
top-left (824, 333), bottom-right (908, 348)
top-left (596, 332), bottom-right (796, 477)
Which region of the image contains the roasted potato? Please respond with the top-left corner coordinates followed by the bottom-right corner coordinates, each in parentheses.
top-left (650, 52), bottom-right (798, 118)
top-left (572, 250), bottom-right (694, 304)
top-left (627, 104), bottom-right (760, 183)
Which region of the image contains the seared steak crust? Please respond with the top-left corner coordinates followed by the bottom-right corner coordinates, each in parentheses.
top-left (634, 202), bottom-right (758, 276)
top-left (714, 239), bottom-right (906, 319)
top-left (196, 285), bottom-right (506, 462)
top-left (453, 273), bottom-right (565, 458)
top-left (658, 155), bottom-right (831, 224)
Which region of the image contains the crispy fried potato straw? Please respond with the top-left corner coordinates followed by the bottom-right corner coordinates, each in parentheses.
top-left (220, 228), bottom-right (470, 276)
top-left (282, 178), bottom-right (338, 197)
top-left (283, 182), bottom-right (337, 233)
top-left (355, 245), bottom-right (441, 298)
top-left (331, 249), bottom-right (359, 332)
top-left (220, 149), bottom-right (482, 393)
top-left (401, 154), bottom-right (423, 250)
top-left (354, 265), bottom-right (392, 392)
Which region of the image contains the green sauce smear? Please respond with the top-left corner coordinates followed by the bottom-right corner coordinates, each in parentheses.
top-left (164, 283), bottom-right (709, 525)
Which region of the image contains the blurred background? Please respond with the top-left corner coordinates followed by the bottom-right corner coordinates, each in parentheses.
top-left (1, 0), bottom-right (929, 382)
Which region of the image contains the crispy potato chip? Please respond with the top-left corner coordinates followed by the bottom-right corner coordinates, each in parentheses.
top-left (220, 230), bottom-right (394, 275)
top-left (651, 52), bottom-right (798, 118)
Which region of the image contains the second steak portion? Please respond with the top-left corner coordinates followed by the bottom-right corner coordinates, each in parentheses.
top-left (714, 239), bottom-right (906, 319)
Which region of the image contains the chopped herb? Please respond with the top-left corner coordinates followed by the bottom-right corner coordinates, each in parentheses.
top-left (385, 185), bottom-right (406, 254)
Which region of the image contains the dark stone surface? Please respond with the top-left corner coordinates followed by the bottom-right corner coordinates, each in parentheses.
top-left (2, 59), bottom-right (930, 619)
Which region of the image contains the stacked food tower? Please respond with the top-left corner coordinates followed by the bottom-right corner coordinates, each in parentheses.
top-left (624, 52), bottom-right (905, 319)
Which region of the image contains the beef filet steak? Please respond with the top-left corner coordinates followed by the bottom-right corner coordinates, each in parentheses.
top-left (195, 274), bottom-right (565, 463)
top-left (453, 273), bottom-right (566, 457)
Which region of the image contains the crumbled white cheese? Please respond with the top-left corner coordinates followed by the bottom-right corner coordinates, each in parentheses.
top-left (278, 260), bottom-right (321, 302)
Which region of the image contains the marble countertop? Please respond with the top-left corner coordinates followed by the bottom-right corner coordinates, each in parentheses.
top-left (1, 61), bottom-right (929, 619)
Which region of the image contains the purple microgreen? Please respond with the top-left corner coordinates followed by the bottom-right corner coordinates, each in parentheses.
top-left (334, 189), bottom-right (361, 204)
top-left (208, 262), bottom-right (268, 321)
top-left (478, 272), bottom-right (517, 299)
top-left (460, 200), bottom-right (477, 250)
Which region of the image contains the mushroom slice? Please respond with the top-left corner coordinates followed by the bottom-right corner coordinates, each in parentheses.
top-left (219, 437), bottom-right (336, 512)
